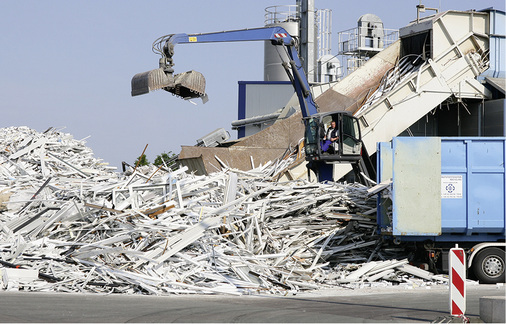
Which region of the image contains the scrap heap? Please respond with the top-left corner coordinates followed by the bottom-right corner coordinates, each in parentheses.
top-left (0, 127), bottom-right (447, 295)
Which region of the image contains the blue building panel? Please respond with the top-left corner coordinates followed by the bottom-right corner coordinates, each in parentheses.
top-left (480, 8), bottom-right (505, 78)
top-left (237, 81), bottom-right (294, 138)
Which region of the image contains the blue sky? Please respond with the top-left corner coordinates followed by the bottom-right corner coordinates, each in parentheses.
top-left (1, 0), bottom-right (504, 168)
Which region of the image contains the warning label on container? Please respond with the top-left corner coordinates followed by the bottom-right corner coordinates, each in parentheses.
top-left (441, 175), bottom-right (463, 199)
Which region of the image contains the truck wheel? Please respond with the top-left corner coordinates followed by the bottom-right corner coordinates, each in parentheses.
top-left (472, 247), bottom-right (505, 284)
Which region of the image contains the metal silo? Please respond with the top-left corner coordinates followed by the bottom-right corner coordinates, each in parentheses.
top-left (357, 13), bottom-right (384, 51)
top-left (263, 5), bottom-right (299, 81)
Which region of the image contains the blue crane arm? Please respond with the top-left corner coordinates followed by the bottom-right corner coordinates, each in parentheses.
top-left (161, 27), bottom-right (318, 117)
top-left (168, 27), bottom-right (294, 45)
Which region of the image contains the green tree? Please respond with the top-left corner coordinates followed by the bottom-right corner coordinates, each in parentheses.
top-left (154, 151), bottom-right (177, 169)
top-left (134, 154), bottom-right (149, 167)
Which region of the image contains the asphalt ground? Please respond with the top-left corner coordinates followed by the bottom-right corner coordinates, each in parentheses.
top-left (0, 284), bottom-right (504, 322)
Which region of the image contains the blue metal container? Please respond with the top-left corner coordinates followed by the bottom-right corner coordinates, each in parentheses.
top-left (377, 137), bottom-right (506, 242)
top-left (441, 138), bottom-right (505, 235)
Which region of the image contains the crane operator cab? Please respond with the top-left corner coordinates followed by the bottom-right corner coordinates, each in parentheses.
top-left (304, 111), bottom-right (370, 183)
top-left (304, 111), bottom-right (363, 162)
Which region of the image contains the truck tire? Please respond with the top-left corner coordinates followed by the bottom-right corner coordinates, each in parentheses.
top-left (472, 247), bottom-right (505, 284)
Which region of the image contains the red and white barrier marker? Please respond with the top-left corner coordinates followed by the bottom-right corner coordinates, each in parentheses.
top-left (449, 244), bottom-right (466, 316)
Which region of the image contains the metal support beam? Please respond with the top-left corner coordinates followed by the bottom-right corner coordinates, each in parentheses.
top-left (298, 0), bottom-right (317, 83)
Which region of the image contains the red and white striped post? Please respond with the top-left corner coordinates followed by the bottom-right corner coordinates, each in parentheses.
top-left (449, 244), bottom-right (466, 317)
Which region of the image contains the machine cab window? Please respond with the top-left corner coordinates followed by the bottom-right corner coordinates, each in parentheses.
top-left (304, 112), bottom-right (362, 162)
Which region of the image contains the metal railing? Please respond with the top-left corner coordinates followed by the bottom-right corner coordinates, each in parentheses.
top-left (317, 8), bottom-right (332, 58)
top-left (264, 5), bottom-right (299, 25)
top-left (338, 27), bottom-right (399, 55)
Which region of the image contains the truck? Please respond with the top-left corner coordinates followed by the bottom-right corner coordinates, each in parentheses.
top-left (376, 136), bottom-right (506, 283)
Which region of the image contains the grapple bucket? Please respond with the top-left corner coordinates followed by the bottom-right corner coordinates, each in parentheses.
top-left (131, 68), bottom-right (174, 96)
top-left (131, 68), bottom-right (206, 101)
top-left (169, 70), bottom-right (206, 99)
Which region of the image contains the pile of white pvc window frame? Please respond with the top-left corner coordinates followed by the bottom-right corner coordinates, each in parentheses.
top-left (0, 126), bottom-right (449, 295)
